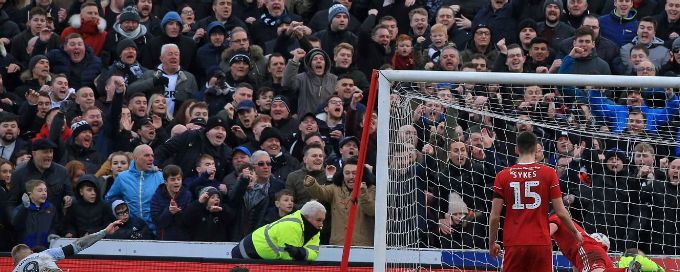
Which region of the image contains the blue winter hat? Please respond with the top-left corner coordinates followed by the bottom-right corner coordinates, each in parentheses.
top-left (207, 21), bottom-right (226, 36)
top-left (161, 11), bottom-right (182, 31)
top-left (328, 4), bottom-right (349, 24)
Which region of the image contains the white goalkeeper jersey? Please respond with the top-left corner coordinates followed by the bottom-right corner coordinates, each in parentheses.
top-left (12, 247), bottom-right (65, 272)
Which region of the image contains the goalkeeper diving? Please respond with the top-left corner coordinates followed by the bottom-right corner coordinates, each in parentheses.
top-left (11, 220), bottom-right (123, 271)
top-left (549, 213), bottom-right (641, 272)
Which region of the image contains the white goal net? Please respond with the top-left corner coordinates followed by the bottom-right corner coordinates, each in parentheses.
top-left (373, 71), bottom-right (680, 271)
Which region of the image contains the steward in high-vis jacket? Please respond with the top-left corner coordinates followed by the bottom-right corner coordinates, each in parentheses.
top-left (231, 200), bottom-right (325, 261)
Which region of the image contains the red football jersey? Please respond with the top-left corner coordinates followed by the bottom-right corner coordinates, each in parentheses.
top-left (548, 214), bottom-right (614, 271)
top-left (493, 162), bottom-right (561, 246)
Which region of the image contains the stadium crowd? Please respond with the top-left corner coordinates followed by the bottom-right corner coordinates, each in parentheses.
top-left (0, 0), bottom-right (678, 261)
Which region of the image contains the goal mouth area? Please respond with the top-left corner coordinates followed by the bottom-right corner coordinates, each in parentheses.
top-left (373, 70), bottom-right (680, 271)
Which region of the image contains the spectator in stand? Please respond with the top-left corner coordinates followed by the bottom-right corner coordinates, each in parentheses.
top-left (196, 22), bottom-right (228, 82)
top-left (136, 0), bottom-right (161, 36)
top-left (150, 165), bottom-right (192, 241)
top-left (660, 38), bottom-right (680, 76)
top-left (558, 26), bottom-right (611, 75)
top-left (537, 0), bottom-right (575, 50)
top-left (155, 117), bottom-right (233, 180)
top-left (222, 146), bottom-right (252, 188)
top-left (433, 6), bottom-right (469, 50)
top-left (493, 43), bottom-right (528, 73)
top-left (562, 0), bottom-right (593, 29)
top-left (261, 189), bottom-right (295, 225)
top-left (107, 199), bottom-right (154, 240)
top-left (431, 192), bottom-right (487, 249)
top-left (94, 151), bottom-right (131, 196)
top-left (101, 6), bottom-right (151, 66)
top-left (254, 87), bottom-right (274, 115)
top-left (282, 48), bottom-right (337, 116)
top-left (220, 27), bottom-right (267, 82)
top-left (11, 179), bottom-right (58, 248)
top-left (105, 144), bottom-right (164, 234)
top-left (326, 136), bottom-right (359, 170)
top-left (142, 11), bottom-right (196, 71)
top-left (316, 95), bottom-right (346, 151)
top-left (15, 55), bottom-right (51, 100)
top-left (261, 54), bottom-right (286, 96)
top-left (184, 154), bottom-right (223, 197)
top-left (207, 50), bottom-right (257, 115)
top-left (228, 151), bottom-right (285, 240)
top-left (259, 127), bottom-right (300, 181)
top-left (289, 113), bottom-right (321, 160)
top-left (308, 0), bottom-right (360, 33)
top-left (0, 115), bottom-right (30, 163)
top-left (356, 11), bottom-right (392, 78)
top-left (270, 96), bottom-right (297, 140)
top-left (331, 43), bottom-right (369, 93)
top-left (9, 139), bottom-right (72, 215)
top-left (60, 1), bottom-right (107, 56)
top-left (620, 16), bottom-right (670, 73)
top-left (639, 158), bottom-right (680, 254)
top-left (183, 186), bottom-right (234, 241)
top-left (44, 33), bottom-right (102, 90)
top-left (62, 175), bottom-right (109, 238)
top-left (432, 46), bottom-right (461, 71)
top-left (249, 0), bottom-right (301, 47)
top-left (558, 15), bottom-right (623, 74)
top-left (286, 144), bottom-right (330, 209)
top-left (517, 19), bottom-right (539, 52)
top-left (313, 3), bottom-right (358, 59)
top-left (11, 7), bottom-right (60, 69)
top-left (0, 159), bottom-right (14, 250)
top-left (51, 118), bottom-right (103, 174)
top-left (96, 39), bottom-right (147, 99)
top-left (304, 156), bottom-right (375, 246)
top-left (461, 24), bottom-right (499, 67)
top-left (15, 0), bottom-right (64, 33)
top-left (193, 0), bottom-right (247, 35)
top-left (654, 0), bottom-right (680, 47)
top-left (472, 0), bottom-right (526, 45)
top-left (129, 43), bottom-right (198, 116)
top-left (392, 34), bottom-right (418, 70)
top-left (599, 0), bottom-right (639, 46)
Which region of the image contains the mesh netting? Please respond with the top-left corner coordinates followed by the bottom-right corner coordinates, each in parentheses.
top-left (381, 76), bottom-right (680, 271)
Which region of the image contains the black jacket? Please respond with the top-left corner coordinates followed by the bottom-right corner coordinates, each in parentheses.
top-left (154, 129), bottom-right (234, 180)
top-left (63, 176), bottom-right (110, 237)
top-left (9, 160), bottom-right (72, 213)
top-left (182, 200), bottom-right (235, 242)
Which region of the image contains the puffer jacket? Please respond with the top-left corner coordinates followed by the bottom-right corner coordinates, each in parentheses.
top-left (105, 162), bottom-right (164, 233)
top-left (46, 45), bottom-right (102, 89)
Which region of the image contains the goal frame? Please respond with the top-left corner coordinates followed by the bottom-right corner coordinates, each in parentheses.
top-left (372, 70), bottom-right (680, 272)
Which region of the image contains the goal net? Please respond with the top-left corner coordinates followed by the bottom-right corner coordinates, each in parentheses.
top-left (373, 71), bottom-right (680, 271)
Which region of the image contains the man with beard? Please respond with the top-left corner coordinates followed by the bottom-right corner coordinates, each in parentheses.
top-left (96, 39), bottom-right (147, 98)
top-left (129, 43), bottom-right (198, 117)
top-left (9, 138), bottom-right (72, 215)
top-left (558, 26), bottom-right (611, 75)
top-left (44, 33), bottom-right (102, 90)
top-left (331, 43), bottom-right (369, 93)
top-left (259, 127), bottom-right (300, 181)
top-left (308, 0), bottom-right (360, 33)
top-left (620, 17), bottom-right (670, 73)
top-left (101, 6), bottom-right (152, 66)
top-left (155, 117), bottom-right (234, 180)
top-left (60, 1), bottom-right (107, 56)
top-left (536, 0), bottom-right (575, 51)
top-left (11, 7), bottom-right (60, 69)
top-left (313, 4), bottom-right (358, 59)
top-left (0, 115), bottom-right (29, 162)
top-left (136, 0), bottom-right (161, 36)
top-left (142, 11), bottom-right (196, 71)
top-left (50, 117), bottom-right (102, 174)
top-left (282, 48), bottom-right (337, 116)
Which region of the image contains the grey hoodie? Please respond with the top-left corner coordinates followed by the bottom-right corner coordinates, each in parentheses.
top-left (620, 36), bottom-right (670, 74)
top-left (281, 48), bottom-right (338, 116)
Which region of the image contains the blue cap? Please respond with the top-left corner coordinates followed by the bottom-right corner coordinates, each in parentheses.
top-left (232, 146), bottom-right (252, 157)
top-left (236, 100), bottom-right (256, 113)
top-left (207, 21), bottom-right (226, 36)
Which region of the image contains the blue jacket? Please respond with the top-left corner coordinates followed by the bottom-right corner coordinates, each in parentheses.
top-left (599, 10), bottom-right (639, 47)
top-left (150, 184), bottom-right (192, 241)
top-left (588, 89), bottom-right (679, 134)
top-left (195, 42), bottom-right (227, 80)
top-left (105, 162), bottom-right (164, 233)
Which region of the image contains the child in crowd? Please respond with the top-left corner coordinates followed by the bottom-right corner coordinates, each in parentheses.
top-left (11, 180), bottom-right (58, 248)
top-left (183, 186), bottom-right (234, 242)
top-left (106, 200), bottom-right (154, 240)
top-left (184, 154), bottom-right (222, 198)
top-left (63, 175), bottom-right (109, 238)
top-left (392, 34), bottom-right (416, 70)
top-left (261, 189), bottom-right (295, 226)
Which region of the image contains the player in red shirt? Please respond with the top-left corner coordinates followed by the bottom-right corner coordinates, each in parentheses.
top-left (549, 214), bottom-right (640, 272)
top-left (489, 131), bottom-right (583, 272)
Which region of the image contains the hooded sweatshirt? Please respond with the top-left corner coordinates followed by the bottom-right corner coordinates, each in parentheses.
top-left (281, 48), bottom-right (337, 116)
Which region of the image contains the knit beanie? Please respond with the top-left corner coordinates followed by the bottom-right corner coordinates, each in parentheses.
top-left (517, 18), bottom-right (538, 32)
top-left (28, 55), bottom-right (48, 73)
top-left (448, 192), bottom-right (468, 214)
top-left (118, 5), bottom-right (141, 23)
top-left (161, 11), bottom-right (182, 31)
top-left (70, 120), bottom-right (93, 139)
top-left (543, 0), bottom-right (564, 14)
top-left (328, 4), bottom-right (349, 24)
top-left (205, 116), bottom-right (226, 132)
top-left (116, 38), bottom-right (137, 57)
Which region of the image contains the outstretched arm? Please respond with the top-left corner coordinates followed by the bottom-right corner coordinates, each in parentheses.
top-left (61, 220), bottom-right (123, 258)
